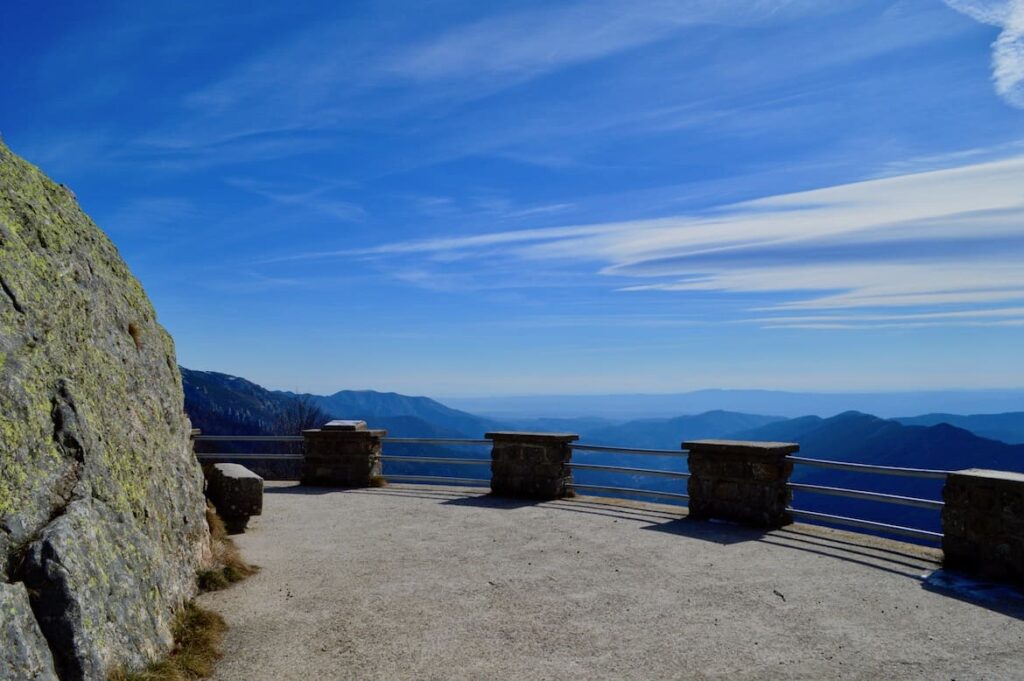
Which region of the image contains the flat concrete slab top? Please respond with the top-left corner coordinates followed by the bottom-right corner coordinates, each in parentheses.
top-left (201, 482), bottom-right (1024, 680)
top-left (952, 468), bottom-right (1024, 483)
top-left (323, 420), bottom-right (367, 431)
top-left (485, 431), bottom-right (579, 443)
top-left (685, 439), bottom-right (800, 455)
top-left (211, 463), bottom-right (263, 480)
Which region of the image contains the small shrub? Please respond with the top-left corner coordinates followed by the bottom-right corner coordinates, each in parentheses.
top-left (108, 506), bottom-right (252, 680)
top-left (196, 569), bottom-right (229, 592)
top-left (199, 504), bottom-right (258, 593)
top-left (107, 603), bottom-right (227, 681)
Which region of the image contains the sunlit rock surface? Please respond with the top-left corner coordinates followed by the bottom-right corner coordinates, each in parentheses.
top-left (0, 139), bottom-right (210, 679)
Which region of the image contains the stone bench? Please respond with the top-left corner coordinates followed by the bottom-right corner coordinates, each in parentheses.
top-left (205, 463), bottom-right (264, 533)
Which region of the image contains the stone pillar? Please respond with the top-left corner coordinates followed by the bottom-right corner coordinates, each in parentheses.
top-left (943, 469), bottom-right (1024, 585)
top-left (486, 432), bottom-right (578, 500)
top-left (301, 420), bottom-right (387, 487)
top-left (685, 439), bottom-right (798, 529)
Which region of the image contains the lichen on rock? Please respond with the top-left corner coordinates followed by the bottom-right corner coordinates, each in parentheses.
top-left (0, 138), bottom-right (211, 679)
top-left (0, 582), bottom-right (58, 680)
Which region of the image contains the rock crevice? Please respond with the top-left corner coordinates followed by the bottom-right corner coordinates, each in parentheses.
top-left (0, 275), bottom-right (25, 314)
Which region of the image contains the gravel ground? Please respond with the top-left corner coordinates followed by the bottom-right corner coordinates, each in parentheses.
top-left (200, 482), bottom-right (1024, 680)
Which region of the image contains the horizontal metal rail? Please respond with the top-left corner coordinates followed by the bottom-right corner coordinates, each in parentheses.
top-left (383, 438), bottom-right (490, 446)
top-left (789, 482), bottom-right (943, 510)
top-left (193, 435), bottom-right (304, 442)
top-left (196, 453), bottom-right (302, 461)
top-left (382, 456), bottom-right (490, 465)
top-left (385, 475), bottom-right (490, 486)
top-left (788, 508), bottom-right (942, 542)
top-left (568, 462), bottom-right (689, 479)
top-left (571, 483), bottom-right (689, 502)
top-left (572, 443), bottom-right (685, 457)
top-left (788, 456), bottom-right (948, 479)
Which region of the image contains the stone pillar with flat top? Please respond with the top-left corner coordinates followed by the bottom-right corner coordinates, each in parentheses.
top-left (302, 420), bottom-right (387, 487)
top-left (685, 439), bottom-right (799, 529)
top-left (487, 431), bottom-right (578, 499)
top-left (943, 468), bottom-right (1024, 585)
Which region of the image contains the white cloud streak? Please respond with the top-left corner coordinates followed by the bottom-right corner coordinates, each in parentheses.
top-left (331, 153), bottom-right (1024, 325)
top-left (944, 0), bottom-right (1024, 108)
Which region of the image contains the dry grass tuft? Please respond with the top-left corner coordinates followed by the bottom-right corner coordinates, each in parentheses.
top-left (369, 475), bottom-right (388, 488)
top-left (107, 505), bottom-right (254, 680)
top-left (127, 322), bottom-right (142, 350)
top-left (108, 603), bottom-right (227, 681)
top-left (198, 504), bottom-right (258, 593)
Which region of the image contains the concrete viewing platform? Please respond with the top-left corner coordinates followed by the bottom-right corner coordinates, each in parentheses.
top-left (201, 482), bottom-right (1024, 680)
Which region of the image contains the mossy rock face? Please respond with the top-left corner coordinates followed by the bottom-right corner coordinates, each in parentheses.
top-left (0, 139), bottom-right (210, 679)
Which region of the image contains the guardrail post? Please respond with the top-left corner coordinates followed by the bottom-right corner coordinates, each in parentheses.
top-left (685, 440), bottom-right (799, 529)
top-left (301, 420), bottom-right (387, 487)
top-left (486, 432), bottom-right (578, 499)
top-left (942, 469), bottom-right (1024, 585)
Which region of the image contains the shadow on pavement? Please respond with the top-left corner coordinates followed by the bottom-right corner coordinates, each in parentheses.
top-left (263, 483), bottom-right (340, 496)
top-left (643, 517), bottom-right (767, 545)
top-left (922, 570), bottom-right (1024, 621)
top-left (442, 494), bottom-right (540, 510)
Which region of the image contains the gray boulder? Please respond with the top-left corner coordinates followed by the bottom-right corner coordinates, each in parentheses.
top-left (0, 139), bottom-right (211, 678)
top-left (0, 582), bottom-right (59, 681)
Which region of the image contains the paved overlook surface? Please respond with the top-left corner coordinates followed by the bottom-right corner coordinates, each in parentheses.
top-left (201, 483), bottom-right (1024, 680)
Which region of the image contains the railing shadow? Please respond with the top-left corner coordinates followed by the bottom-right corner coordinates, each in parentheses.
top-left (767, 529), bottom-right (935, 571)
top-left (545, 498), bottom-right (682, 524)
top-left (264, 483), bottom-right (340, 496)
top-left (775, 526), bottom-right (935, 563)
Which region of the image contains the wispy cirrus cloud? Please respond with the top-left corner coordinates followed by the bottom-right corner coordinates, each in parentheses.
top-left (226, 177), bottom-right (365, 223)
top-left (170, 0), bottom-right (854, 158)
top-left (383, 0), bottom-right (841, 83)
top-left (944, 0), bottom-right (1024, 107)
top-left (308, 153), bottom-right (1024, 326)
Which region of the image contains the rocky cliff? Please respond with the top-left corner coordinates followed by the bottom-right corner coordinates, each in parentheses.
top-left (0, 139), bottom-right (210, 680)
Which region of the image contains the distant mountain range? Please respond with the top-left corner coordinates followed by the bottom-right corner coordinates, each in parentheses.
top-left (285, 389), bottom-right (501, 438)
top-left (181, 367), bottom-right (1024, 538)
top-left (182, 368), bottom-right (498, 438)
top-left (894, 412), bottom-right (1024, 445)
top-left (182, 368), bottom-right (294, 435)
top-left (445, 389), bottom-right (1024, 420)
top-left (182, 367), bottom-right (1024, 454)
top-left (579, 410), bottom-right (783, 449)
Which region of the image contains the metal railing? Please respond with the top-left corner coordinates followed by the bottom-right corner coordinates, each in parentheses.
top-left (786, 455), bottom-right (948, 479)
top-left (784, 455), bottom-right (948, 542)
top-left (195, 435), bottom-right (303, 442)
top-left (193, 434), bottom-right (304, 460)
top-left (570, 443), bottom-right (685, 457)
top-left (380, 437), bottom-right (490, 487)
top-left (193, 434), bottom-right (950, 543)
top-left (568, 442), bottom-right (690, 503)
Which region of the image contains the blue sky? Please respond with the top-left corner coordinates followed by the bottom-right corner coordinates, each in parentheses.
top-left (3, 0), bottom-right (1024, 396)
